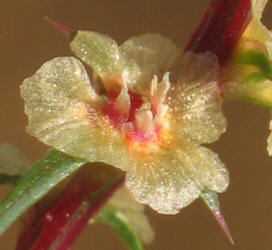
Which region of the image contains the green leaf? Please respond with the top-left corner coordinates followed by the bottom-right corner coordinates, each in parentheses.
top-left (95, 206), bottom-right (143, 250)
top-left (0, 150), bottom-right (86, 235)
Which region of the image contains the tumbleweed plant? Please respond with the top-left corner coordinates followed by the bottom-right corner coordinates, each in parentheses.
top-left (0, 0), bottom-right (272, 249)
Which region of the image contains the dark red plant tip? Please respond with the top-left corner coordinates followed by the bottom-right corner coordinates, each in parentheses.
top-left (16, 164), bottom-right (124, 250)
top-left (44, 16), bottom-right (70, 37)
top-left (185, 0), bottom-right (252, 66)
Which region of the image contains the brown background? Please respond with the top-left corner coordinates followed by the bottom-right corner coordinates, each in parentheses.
top-left (1, 0), bottom-right (272, 249)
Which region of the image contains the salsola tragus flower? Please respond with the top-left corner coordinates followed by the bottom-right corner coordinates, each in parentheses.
top-left (223, 0), bottom-right (272, 155)
top-left (21, 32), bottom-right (229, 214)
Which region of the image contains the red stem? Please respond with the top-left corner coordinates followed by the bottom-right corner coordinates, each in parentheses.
top-left (185, 0), bottom-right (252, 66)
top-left (56, 178), bottom-right (124, 250)
top-left (16, 166), bottom-right (124, 250)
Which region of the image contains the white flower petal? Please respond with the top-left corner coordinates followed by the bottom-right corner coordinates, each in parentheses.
top-left (21, 57), bottom-right (127, 169)
top-left (70, 31), bottom-right (123, 90)
top-left (168, 52), bottom-right (226, 144)
top-left (119, 33), bottom-right (180, 95)
top-left (125, 147), bottom-right (201, 214)
top-left (178, 143), bottom-right (229, 193)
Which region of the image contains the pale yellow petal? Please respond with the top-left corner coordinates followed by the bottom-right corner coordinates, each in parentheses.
top-left (119, 33), bottom-right (180, 95)
top-left (168, 52), bottom-right (226, 144)
top-left (125, 148), bottom-right (200, 214)
top-left (105, 187), bottom-right (154, 244)
top-left (0, 143), bottom-right (30, 175)
top-left (21, 57), bottom-right (127, 168)
top-left (70, 31), bottom-right (123, 88)
top-left (178, 143), bottom-right (229, 193)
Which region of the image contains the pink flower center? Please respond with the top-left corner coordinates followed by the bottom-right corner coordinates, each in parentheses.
top-left (102, 91), bottom-right (143, 125)
top-left (102, 90), bottom-right (162, 145)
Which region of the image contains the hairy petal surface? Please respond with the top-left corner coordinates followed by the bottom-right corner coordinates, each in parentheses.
top-left (125, 147), bottom-right (200, 214)
top-left (70, 31), bottom-right (123, 89)
top-left (21, 57), bottom-right (126, 168)
top-left (178, 143), bottom-right (229, 193)
top-left (168, 52), bottom-right (226, 144)
top-left (119, 33), bottom-right (180, 95)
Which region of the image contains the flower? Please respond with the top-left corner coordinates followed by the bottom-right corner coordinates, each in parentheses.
top-left (21, 32), bottom-right (228, 214)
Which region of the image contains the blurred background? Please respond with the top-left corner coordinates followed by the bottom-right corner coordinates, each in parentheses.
top-left (0, 0), bottom-right (272, 249)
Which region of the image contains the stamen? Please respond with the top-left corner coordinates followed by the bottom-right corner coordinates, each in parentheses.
top-left (150, 72), bottom-right (170, 109)
top-left (115, 88), bottom-right (131, 118)
top-left (135, 102), bottom-right (154, 132)
top-left (157, 72), bottom-right (170, 103)
top-left (150, 75), bottom-right (158, 96)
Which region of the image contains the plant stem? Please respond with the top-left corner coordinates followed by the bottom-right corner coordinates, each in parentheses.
top-left (16, 164), bottom-right (124, 250)
top-left (0, 150), bottom-right (86, 235)
top-left (185, 0), bottom-right (252, 66)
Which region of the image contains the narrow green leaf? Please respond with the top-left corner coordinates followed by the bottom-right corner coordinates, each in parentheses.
top-left (0, 150), bottom-right (86, 235)
top-left (95, 206), bottom-right (143, 250)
